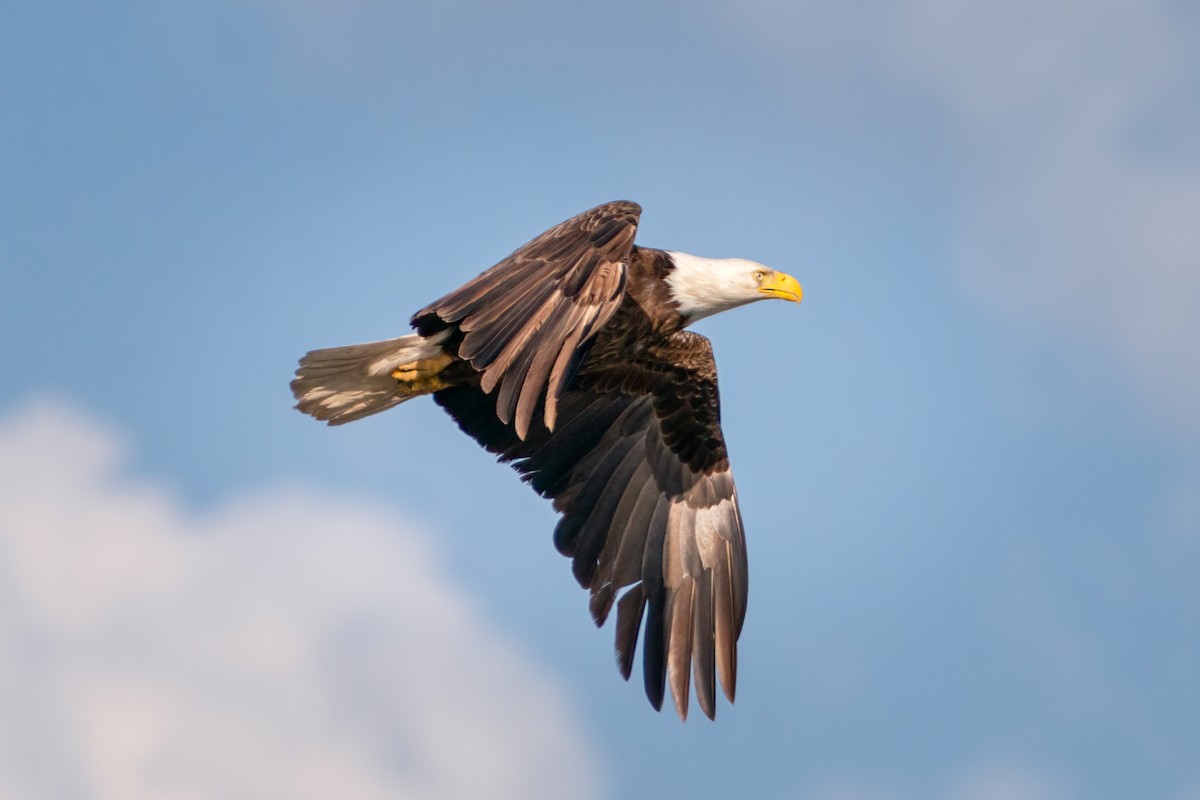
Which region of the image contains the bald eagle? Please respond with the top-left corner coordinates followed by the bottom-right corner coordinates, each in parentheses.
top-left (291, 201), bottom-right (802, 720)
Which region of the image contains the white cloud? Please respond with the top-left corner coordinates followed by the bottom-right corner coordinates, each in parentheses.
top-left (0, 400), bottom-right (602, 800)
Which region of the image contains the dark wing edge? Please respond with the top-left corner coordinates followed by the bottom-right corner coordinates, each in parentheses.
top-left (433, 331), bottom-right (749, 721)
top-left (413, 200), bottom-right (641, 440)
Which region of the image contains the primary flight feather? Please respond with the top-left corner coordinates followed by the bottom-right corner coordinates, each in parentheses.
top-left (291, 200), bottom-right (802, 720)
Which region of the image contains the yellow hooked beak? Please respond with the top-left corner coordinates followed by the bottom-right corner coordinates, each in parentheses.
top-left (758, 270), bottom-right (803, 303)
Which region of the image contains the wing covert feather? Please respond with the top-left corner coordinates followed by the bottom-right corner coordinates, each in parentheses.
top-left (415, 201), bottom-right (640, 439)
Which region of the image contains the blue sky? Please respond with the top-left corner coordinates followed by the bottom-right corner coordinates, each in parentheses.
top-left (2, 1), bottom-right (1198, 798)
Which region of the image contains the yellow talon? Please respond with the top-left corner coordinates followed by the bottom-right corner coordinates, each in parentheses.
top-left (391, 353), bottom-right (454, 392)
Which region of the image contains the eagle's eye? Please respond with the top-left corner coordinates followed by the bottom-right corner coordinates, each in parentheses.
top-left (752, 269), bottom-right (766, 283)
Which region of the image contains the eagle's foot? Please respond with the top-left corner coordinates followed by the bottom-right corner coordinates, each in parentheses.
top-left (391, 352), bottom-right (454, 393)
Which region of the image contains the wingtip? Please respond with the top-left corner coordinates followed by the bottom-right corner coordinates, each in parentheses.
top-left (645, 684), bottom-right (665, 712)
top-left (720, 663), bottom-right (738, 705)
top-left (671, 691), bottom-right (690, 722)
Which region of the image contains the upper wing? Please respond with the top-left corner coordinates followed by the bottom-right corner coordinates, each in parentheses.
top-left (412, 200), bottom-right (641, 439)
top-left (433, 331), bottom-right (748, 720)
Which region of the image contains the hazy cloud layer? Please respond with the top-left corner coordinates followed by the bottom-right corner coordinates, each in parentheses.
top-left (801, 759), bottom-right (1071, 800)
top-left (890, 0), bottom-right (1200, 441)
top-left (0, 400), bottom-right (601, 800)
top-left (723, 0), bottom-right (1200, 442)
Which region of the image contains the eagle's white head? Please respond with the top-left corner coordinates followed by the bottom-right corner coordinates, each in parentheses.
top-left (664, 251), bottom-right (804, 324)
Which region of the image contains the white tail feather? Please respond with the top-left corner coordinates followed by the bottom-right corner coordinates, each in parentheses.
top-left (291, 331), bottom-right (450, 425)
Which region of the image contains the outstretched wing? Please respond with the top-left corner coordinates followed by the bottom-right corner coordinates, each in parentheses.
top-left (434, 331), bottom-right (748, 720)
top-left (413, 200), bottom-right (640, 439)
